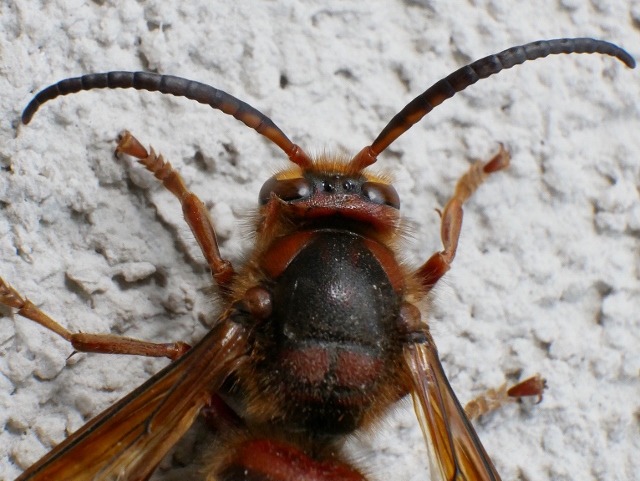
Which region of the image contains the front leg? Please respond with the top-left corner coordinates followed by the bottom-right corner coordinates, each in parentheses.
top-left (116, 131), bottom-right (235, 291)
top-left (415, 146), bottom-right (510, 293)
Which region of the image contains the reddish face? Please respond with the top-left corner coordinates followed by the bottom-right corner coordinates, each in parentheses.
top-left (258, 164), bottom-right (401, 236)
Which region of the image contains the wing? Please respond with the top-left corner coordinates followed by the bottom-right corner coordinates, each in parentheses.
top-left (404, 339), bottom-right (502, 481)
top-left (16, 313), bottom-right (249, 481)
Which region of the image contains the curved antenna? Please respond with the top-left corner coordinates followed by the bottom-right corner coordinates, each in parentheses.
top-left (350, 38), bottom-right (636, 170)
top-left (22, 72), bottom-right (313, 168)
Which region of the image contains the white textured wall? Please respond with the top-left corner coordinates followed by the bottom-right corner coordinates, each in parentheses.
top-left (1, 1), bottom-right (639, 480)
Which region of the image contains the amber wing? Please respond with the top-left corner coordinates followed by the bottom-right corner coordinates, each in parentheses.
top-left (16, 317), bottom-right (248, 481)
top-left (404, 340), bottom-right (502, 481)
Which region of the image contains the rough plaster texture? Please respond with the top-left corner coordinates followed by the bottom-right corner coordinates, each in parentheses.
top-left (1, 1), bottom-right (639, 480)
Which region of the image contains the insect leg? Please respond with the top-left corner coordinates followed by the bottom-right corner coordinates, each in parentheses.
top-left (115, 130), bottom-right (235, 290)
top-left (0, 276), bottom-right (190, 360)
top-left (414, 145), bottom-right (510, 293)
top-left (11, 308), bottom-right (250, 481)
top-left (464, 374), bottom-right (547, 420)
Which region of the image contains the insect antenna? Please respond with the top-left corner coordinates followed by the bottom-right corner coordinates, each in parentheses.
top-left (350, 37), bottom-right (635, 170)
top-left (21, 71), bottom-right (313, 168)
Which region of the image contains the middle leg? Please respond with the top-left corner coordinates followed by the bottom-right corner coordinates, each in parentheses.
top-left (464, 374), bottom-right (547, 420)
top-left (0, 276), bottom-right (190, 361)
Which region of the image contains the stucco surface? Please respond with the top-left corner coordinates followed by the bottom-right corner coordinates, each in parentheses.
top-left (1, 2), bottom-right (639, 480)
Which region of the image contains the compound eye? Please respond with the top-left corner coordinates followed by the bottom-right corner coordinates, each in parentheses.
top-left (259, 176), bottom-right (311, 205)
top-left (361, 181), bottom-right (400, 209)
